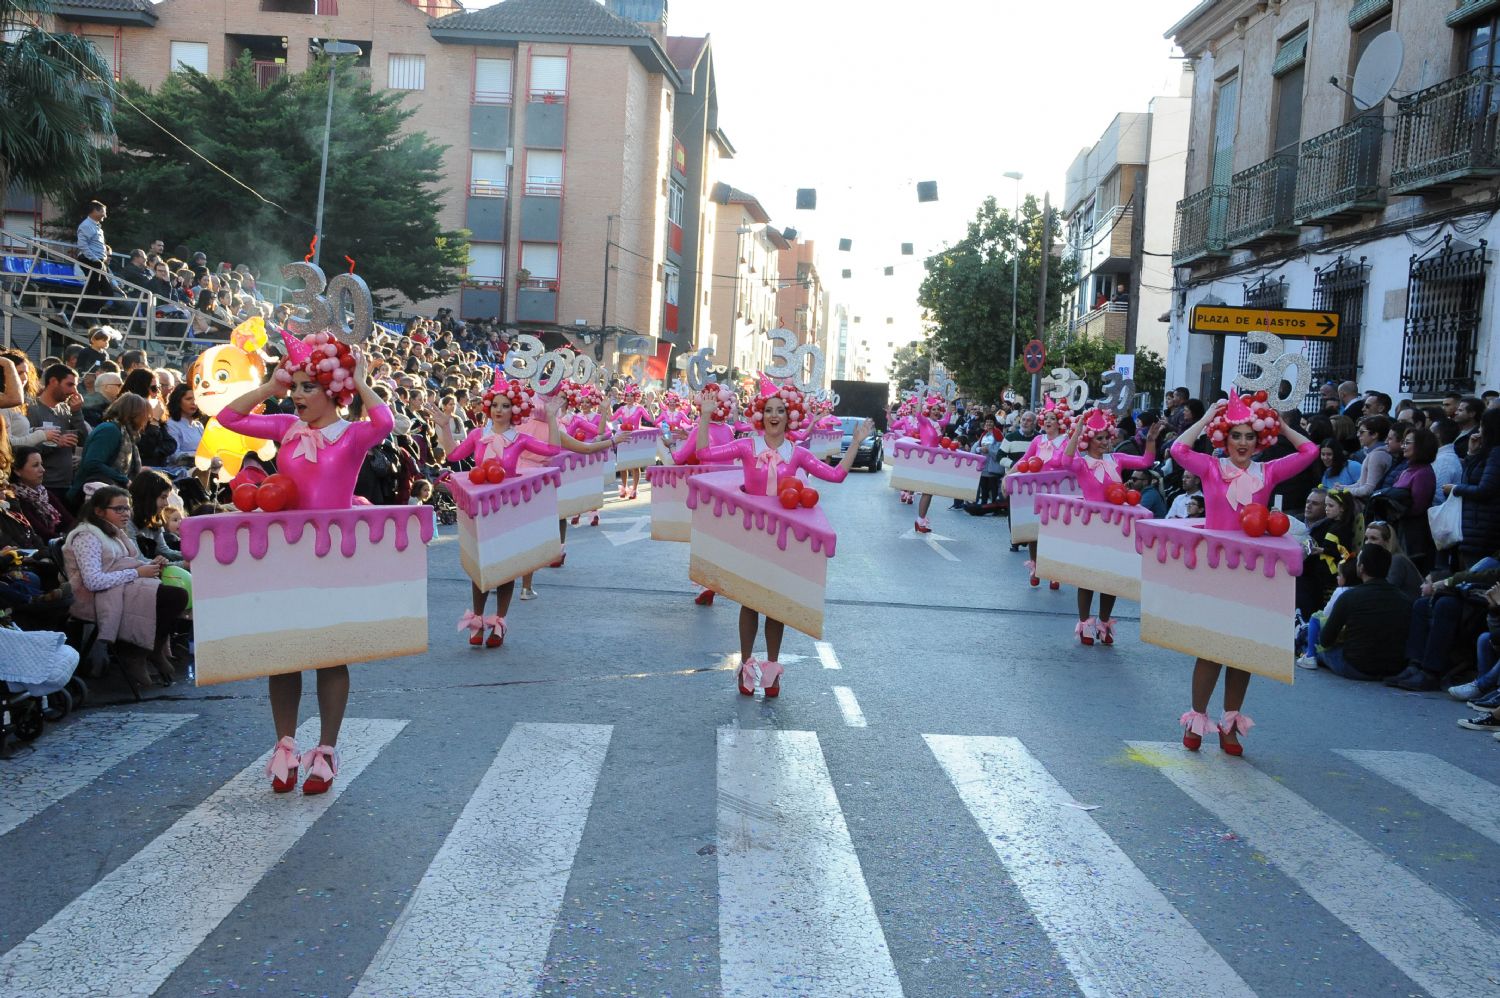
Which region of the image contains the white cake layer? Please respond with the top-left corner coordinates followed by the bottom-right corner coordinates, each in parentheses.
top-left (615, 437), bottom-right (658, 471)
top-left (690, 530), bottom-right (827, 609)
top-left (1035, 532), bottom-right (1141, 602)
top-left (556, 470), bottom-right (605, 518)
top-left (1140, 586), bottom-right (1295, 684)
top-left (888, 466), bottom-right (980, 501)
top-left (1009, 483), bottom-right (1079, 545)
top-left (195, 581), bottom-right (425, 643)
top-left (458, 501), bottom-right (560, 589)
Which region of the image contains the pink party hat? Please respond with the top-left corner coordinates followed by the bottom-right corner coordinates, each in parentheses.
top-left (1083, 407), bottom-right (1113, 433)
top-left (1043, 396), bottom-right (1057, 412)
top-left (279, 327), bottom-right (314, 367)
top-left (1224, 388), bottom-right (1253, 425)
top-left (491, 366), bottom-right (507, 392)
top-left (759, 374), bottom-right (779, 398)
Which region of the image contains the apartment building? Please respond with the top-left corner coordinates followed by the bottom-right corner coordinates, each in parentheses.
top-left (708, 187), bottom-right (783, 376)
top-left (29, 0), bottom-right (712, 371)
top-left (1061, 81), bottom-right (1190, 358)
top-left (1167, 0), bottom-right (1500, 404)
top-left (776, 238), bottom-right (831, 386)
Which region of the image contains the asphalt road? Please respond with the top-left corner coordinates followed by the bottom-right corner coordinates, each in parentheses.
top-left (3, 469), bottom-right (1498, 997)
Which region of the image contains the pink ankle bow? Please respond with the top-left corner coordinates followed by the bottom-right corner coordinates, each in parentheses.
top-left (457, 610), bottom-right (485, 632)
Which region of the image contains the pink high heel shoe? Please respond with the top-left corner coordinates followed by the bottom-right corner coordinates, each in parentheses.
top-left (760, 659), bottom-right (783, 697)
top-left (1179, 710), bottom-right (1212, 751)
top-left (1218, 710), bottom-right (1253, 756)
top-left (485, 615), bottom-right (507, 649)
top-left (628, 486), bottom-right (638, 500)
top-left (915, 517), bottom-right (932, 534)
top-left (1075, 617), bottom-right (1097, 646)
top-left (1096, 618), bottom-right (1116, 645)
top-left (1024, 559), bottom-right (1039, 587)
top-left (301, 745), bottom-right (338, 795)
top-left (267, 736), bottom-right (300, 793)
top-left (458, 609), bottom-right (486, 647)
top-left (738, 656), bottom-right (760, 696)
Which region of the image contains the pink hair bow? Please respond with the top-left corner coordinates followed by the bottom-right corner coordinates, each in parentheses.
top-left (282, 423), bottom-right (327, 464)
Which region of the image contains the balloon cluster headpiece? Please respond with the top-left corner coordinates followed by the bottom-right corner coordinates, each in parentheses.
top-left (1208, 388), bottom-right (1282, 452)
top-left (808, 395), bottom-right (835, 418)
top-left (1041, 396), bottom-right (1074, 432)
top-left (1077, 406), bottom-right (1120, 446)
top-left (662, 389), bottom-right (683, 410)
top-left (750, 376), bottom-right (807, 432)
top-left (483, 374), bottom-right (536, 422)
top-left (563, 380), bottom-right (600, 412)
top-left (922, 394), bottom-right (948, 419)
top-left (695, 381), bottom-right (733, 423)
top-left (618, 381), bottom-right (643, 404)
top-left (273, 328), bottom-right (356, 407)
top-left (896, 395), bottom-right (919, 418)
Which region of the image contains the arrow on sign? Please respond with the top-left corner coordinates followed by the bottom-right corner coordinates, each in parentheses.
top-left (900, 527), bottom-right (960, 561)
top-left (1317, 313), bottom-right (1335, 336)
top-left (602, 515), bottom-right (652, 546)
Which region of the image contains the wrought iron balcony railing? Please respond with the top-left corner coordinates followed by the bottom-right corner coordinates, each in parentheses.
top-left (1294, 116), bottom-right (1385, 223)
top-left (1172, 185), bottom-right (1230, 267)
top-left (1391, 67), bottom-right (1500, 195)
top-left (1227, 154), bottom-right (1298, 248)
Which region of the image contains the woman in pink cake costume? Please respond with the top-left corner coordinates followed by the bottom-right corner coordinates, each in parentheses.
top-left (887, 397), bottom-right (918, 505)
top-left (220, 329), bottom-right (389, 796)
top-left (691, 380), bottom-right (872, 696)
top-left (673, 381), bottom-right (741, 607)
top-left (657, 389), bottom-right (692, 434)
top-left (563, 382), bottom-right (608, 527)
top-left (610, 381), bottom-right (655, 499)
top-left (1061, 407), bottom-right (1162, 645)
top-left (898, 394), bottom-right (953, 533)
top-left (1019, 398), bottom-right (1074, 589)
top-left (1170, 391), bottom-right (1317, 754)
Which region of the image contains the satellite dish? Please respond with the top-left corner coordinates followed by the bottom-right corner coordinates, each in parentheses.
top-left (1351, 31), bottom-right (1403, 110)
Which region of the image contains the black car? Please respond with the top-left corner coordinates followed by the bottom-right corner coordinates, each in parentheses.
top-left (830, 415), bottom-right (882, 471)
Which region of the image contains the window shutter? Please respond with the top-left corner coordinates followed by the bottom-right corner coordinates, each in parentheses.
top-left (84, 34), bottom-right (118, 81)
top-left (388, 54), bottom-right (425, 91)
top-left (468, 244), bottom-right (504, 282)
top-left (526, 150), bottom-right (564, 194)
top-left (1449, 0), bottom-right (1500, 26)
top-left (170, 41), bottom-right (209, 74)
top-left (1272, 28), bottom-right (1309, 78)
top-left (521, 243), bottom-right (559, 280)
top-left (470, 151), bottom-right (507, 195)
top-left (474, 58), bottom-right (511, 102)
top-left (530, 55), bottom-right (568, 97)
top-left (1348, 0), bottom-right (1393, 28)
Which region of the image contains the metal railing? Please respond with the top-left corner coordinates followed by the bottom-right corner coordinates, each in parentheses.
top-left (1294, 116), bottom-right (1385, 222)
top-left (1400, 236), bottom-right (1489, 396)
top-left (1172, 185), bottom-right (1230, 266)
top-left (253, 60), bottom-right (286, 89)
top-left (1391, 66), bottom-right (1500, 194)
top-left (1227, 154), bottom-right (1298, 246)
top-left (0, 230), bottom-right (229, 362)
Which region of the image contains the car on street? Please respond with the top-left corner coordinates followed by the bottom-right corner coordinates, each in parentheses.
top-left (831, 415), bottom-right (882, 471)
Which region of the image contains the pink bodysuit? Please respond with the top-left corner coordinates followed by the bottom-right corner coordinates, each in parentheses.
top-left (914, 412), bottom-right (951, 447)
top-left (1171, 440), bottom-right (1320, 530)
top-left (219, 404), bottom-right (393, 509)
top-left (1023, 433), bottom-right (1069, 468)
top-left (698, 435), bottom-right (849, 495)
top-left (1067, 450), bottom-right (1156, 502)
top-left (448, 423), bottom-right (562, 476)
top-left (673, 420), bottom-right (737, 464)
top-left (612, 404), bottom-right (655, 431)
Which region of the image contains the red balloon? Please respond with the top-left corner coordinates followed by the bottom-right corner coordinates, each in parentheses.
top-left (572, 427), bottom-right (590, 440)
top-left (799, 488), bottom-right (820, 508)
top-left (262, 474), bottom-right (298, 510)
top-left (485, 463), bottom-right (506, 484)
top-left (1254, 390), bottom-right (1269, 402)
top-left (1106, 483), bottom-right (1126, 505)
top-left (468, 467), bottom-right (487, 484)
top-left (1029, 457), bottom-right (1044, 473)
top-left (940, 437), bottom-right (953, 449)
top-left (232, 482), bottom-right (259, 513)
top-left (778, 477), bottom-right (803, 495)
top-left (1267, 510), bottom-right (1291, 537)
top-left (257, 481), bottom-right (289, 512)
top-left (1125, 489), bottom-right (1141, 506)
top-left (778, 488), bottom-right (801, 509)
top-left (1241, 504), bottom-right (1268, 537)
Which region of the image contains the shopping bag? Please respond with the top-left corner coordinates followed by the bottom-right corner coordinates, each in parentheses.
top-left (1429, 494), bottom-right (1464, 550)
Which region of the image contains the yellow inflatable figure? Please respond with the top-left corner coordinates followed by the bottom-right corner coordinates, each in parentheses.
top-left (190, 318), bottom-right (277, 481)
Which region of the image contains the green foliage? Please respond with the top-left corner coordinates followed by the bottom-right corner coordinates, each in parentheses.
top-left (0, 1), bottom-right (114, 208)
top-left (999, 321), bottom-right (1168, 410)
top-left (917, 195), bottom-right (1076, 402)
top-left (61, 53), bottom-right (468, 304)
top-left (888, 339), bottom-right (930, 393)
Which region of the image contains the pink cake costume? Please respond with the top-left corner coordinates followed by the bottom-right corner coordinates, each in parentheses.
top-left (563, 383), bottom-right (610, 527)
top-left (656, 382), bottom-right (740, 603)
top-left (436, 376), bottom-right (564, 650)
top-left (197, 324), bottom-right (433, 797)
top-left (1139, 390), bottom-right (1317, 755)
top-left (611, 383), bottom-right (657, 498)
top-left (888, 395), bottom-right (967, 532)
top-left (1037, 407), bottom-right (1160, 646)
top-left (1006, 399), bottom-right (1078, 586)
top-left (687, 379), bottom-right (871, 696)
top-left (801, 397), bottom-right (843, 457)
top-left (888, 397), bottom-right (919, 505)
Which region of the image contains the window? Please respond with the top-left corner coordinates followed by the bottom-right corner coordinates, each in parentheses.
top-left (520, 243), bottom-right (559, 284)
top-left (1210, 73), bottom-right (1239, 187)
top-left (470, 151), bottom-right (507, 196)
top-left (1401, 238), bottom-right (1490, 395)
top-left (467, 244), bottom-right (504, 284)
top-left (83, 33), bottom-right (119, 82)
top-left (170, 41), bottom-right (209, 74)
top-left (525, 150), bottom-right (563, 195)
top-left (667, 181), bottom-right (684, 226)
top-left (388, 53), bottom-right (425, 91)
top-left (529, 55), bottom-right (568, 100)
top-left (474, 57), bottom-right (512, 103)
top-left (1272, 28), bottom-right (1307, 156)
top-left (664, 262), bottom-right (680, 333)
top-left (1306, 256), bottom-right (1368, 411)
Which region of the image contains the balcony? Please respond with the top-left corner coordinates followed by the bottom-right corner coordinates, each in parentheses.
top-left (1294, 116), bottom-right (1384, 224)
top-left (1172, 186), bottom-right (1230, 267)
top-left (252, 61), bottom-right (286, 89)
top-left (1072, 301), bottom-right (1128, 344)
top-left (1391, 67), bottom-right (1500, 196)
top-left (1227, 154), bottom-right (1298, 248)
top-left (1085, 204), bottom-right (1133, 275)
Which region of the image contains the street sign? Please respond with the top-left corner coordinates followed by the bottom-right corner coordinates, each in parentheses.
top-left (1022, 339), bottom-right (1046, 374)
top-left (1190, 305), bottom-right (1339, 339)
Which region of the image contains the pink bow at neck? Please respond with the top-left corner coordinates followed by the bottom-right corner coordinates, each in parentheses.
top-left (480, 430), bottom-right (512, 462)
top-left (1219, 458), bottom-right (1265, 510)
top-left (755, 448), bottom-right (782, 497)
top-left (283, 422), bottom-right (328, 464)
top-left (1082, 455), bottom-right (1120, 485)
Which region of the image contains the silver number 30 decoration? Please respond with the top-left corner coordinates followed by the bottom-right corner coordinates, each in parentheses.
top-left (1102, 370), bottom-right (1134, 416)
top-left (1043, 367), bottom-right (1090, 410)
top-left (764, 328), bottom-right (826, 393)
top-left (1233, 330), bottom-right (1310, 413)
top-left (685, 347), bottom-right (716, 391)
top-left (505, 335), bottom-right (607, 395)
top-left (279, 262), bottom-right (374, 345)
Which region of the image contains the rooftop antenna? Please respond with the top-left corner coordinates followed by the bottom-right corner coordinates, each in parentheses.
top-left (1347, 30), bottom-right (1404, 110)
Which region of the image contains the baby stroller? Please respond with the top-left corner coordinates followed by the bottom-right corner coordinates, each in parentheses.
top-left (430, 476), bottom-right (459, 526)
top-left (0, 625), bottom-right (85, 754)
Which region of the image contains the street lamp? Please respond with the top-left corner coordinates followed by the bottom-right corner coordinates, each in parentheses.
top-left (312, 40), bottom-right (363, 269)
top-left (1003, 171), bottom-right (1023, 372)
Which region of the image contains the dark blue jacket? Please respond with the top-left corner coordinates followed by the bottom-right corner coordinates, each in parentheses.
top-left (1454, 446), bottom-right (1500, 557)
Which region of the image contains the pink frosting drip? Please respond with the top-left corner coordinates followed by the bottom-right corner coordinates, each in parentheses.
top-left (179, 505), bottom-right (436, 566)
top-left (644, 463), bottom-right (737, 488)
top-left (1135, 519), bottom-right (1303, 579)
top-left (1003, 469), bottom-right (1079, 497)
top-left (891, 439), bottom-right (985, 470)
top-left (447, 467), bottom-right (562, 518)
top-left (547, 450), bottom-right (610, 474)
top-left (685, 472), bottom-right (837, 558)
top-left (1035, 494), bottom-right (1153, 537)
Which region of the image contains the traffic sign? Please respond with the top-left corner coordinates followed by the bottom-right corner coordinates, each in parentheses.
top-left (1190, 305), bottom-right (1339, 339)
top-left (1022, 339), bottom-right (1046, 374)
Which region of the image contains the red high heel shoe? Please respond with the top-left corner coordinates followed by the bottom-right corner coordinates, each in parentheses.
top-left (738, 656), bottom-right (760, 696)
top-left (761, 660), bottom-right (783, 698)
top-left (590, 513), bottom-right (600, 527)
top-left (1179, 710), bottom-right (1211, 752)
top-left (1097, 618), bottom-right (1116, 645)
top-left (694, 588), bottom-right (715, 606)
top-left (266, 737), bottom-right (299, 793)
top-left (549, 545), bottom-right (566, 569)
top-left (1025, 560), bottom-right (1039, 587)
top-left (1075, 617), bottom-right (1096, 646)
top-left (570, 515), bottom-right (581, 526)
top-left (485, 616), bottom-right (507, 649)
top-left (458, 610), bottom-right (485, 647)
top-left (1218, 711), bottom-right (1252, 756)
top-left (301, 745), bottom-right (338, 796)
top-left (1049, 580), bottom-right (1060, 590)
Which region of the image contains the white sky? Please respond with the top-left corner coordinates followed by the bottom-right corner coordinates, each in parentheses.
top-left (470, 0), bottom-right (1192, 377)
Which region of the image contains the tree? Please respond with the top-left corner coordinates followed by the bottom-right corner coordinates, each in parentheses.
top-left (888, 339), bottom-right (930, 393)
top-left (999, 321), bottom-right (1168, 411)
top-left (917, 195), bottom-right (1075, 402)
top-left (0, 0), bottom-right (114, 215)
top-left (63, 53), bottom-right (468, 305)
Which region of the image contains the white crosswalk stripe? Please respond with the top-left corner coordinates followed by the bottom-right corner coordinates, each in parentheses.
top-left (352, 722), bottom-right (612, 998)
top-left (1336, 749), bottom-right (1500, 847)
top-left (0, 717), bottom-right (406, 998)
top-left (717, 727), bottom-right (904, 997)
top-left (0, 711), bottom-right (195, 837)
top-left (1132, 742), bottom-right (1500, 998)
top-left (927, 734), bottom-right (1255, 997)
